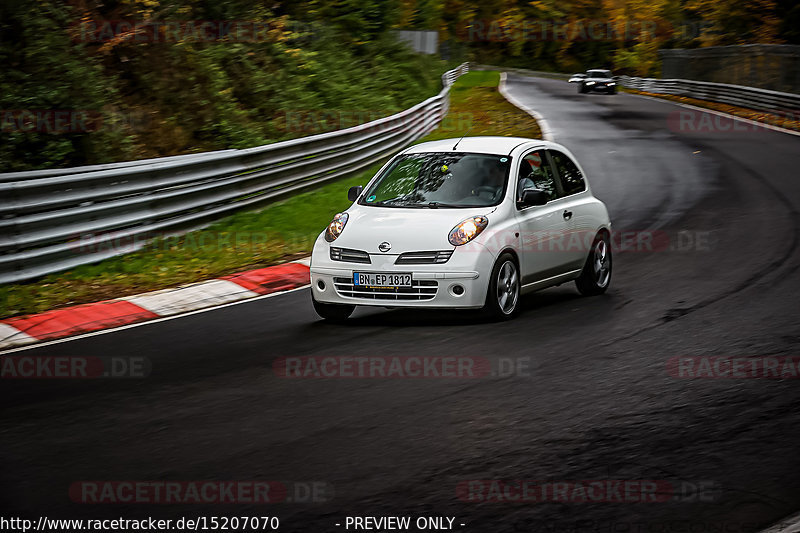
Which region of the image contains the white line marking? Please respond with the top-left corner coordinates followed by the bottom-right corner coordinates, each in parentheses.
top-left (757, 511), bottom-right (800, 533)
top-left (498, 71), bottom-right (554, 141)
top-left (0, 285), bottom-right (310, 355)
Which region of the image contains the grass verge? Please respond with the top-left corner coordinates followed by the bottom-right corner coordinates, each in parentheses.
top-left (0, 70), bottom-right (541, 318)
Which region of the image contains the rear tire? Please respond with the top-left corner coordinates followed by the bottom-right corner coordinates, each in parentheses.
top-left (578, 84), bottom-right (585, 94)
top-left (312, 297), bottom-right (355, 322)
top-left (575, 232), bottom-right (612, 296)
top-left (483, 253), bottom-right (521, 320)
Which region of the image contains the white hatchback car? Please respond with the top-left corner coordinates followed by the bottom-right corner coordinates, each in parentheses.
top-left (310, 136), bottom-right (612, 321)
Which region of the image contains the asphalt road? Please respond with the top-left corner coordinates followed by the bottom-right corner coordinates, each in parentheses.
top-left (2, 75), bottom-right (800, 533)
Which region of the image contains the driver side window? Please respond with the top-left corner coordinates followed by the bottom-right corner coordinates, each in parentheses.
top-left (517, 150), bottom-right (556, 204)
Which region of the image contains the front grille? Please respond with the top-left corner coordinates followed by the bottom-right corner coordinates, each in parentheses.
top-left (395, 250), bottom-right (454, 265)
top-left (330, 247), bottom-right (371, 264)
top-left (333, 277), bottom-right (438, 301)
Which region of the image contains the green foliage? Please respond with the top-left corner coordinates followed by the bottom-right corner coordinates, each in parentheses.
top-left (426, 0), bottom-right (791, 75)
top-left (0, 1), bottom-right (137, 170)
top-left (307, 0), bottom-right (403, 43)
top-left (3, 0), bottom-right (786, 172)
top-left (2, 0), bottom-right (792, 172)
top-left (0, 0), bottom-right (447, 171)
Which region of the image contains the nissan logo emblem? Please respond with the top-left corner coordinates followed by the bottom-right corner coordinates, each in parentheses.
top-left (378, 242), bottom-right (391, 253)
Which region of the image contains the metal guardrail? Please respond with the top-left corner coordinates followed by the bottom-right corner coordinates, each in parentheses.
top-left (620, 76), bottom-right (800, 115)
top-left (0, 63), bottom-right (469, 284)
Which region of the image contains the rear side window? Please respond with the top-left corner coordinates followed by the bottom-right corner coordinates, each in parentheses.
top-left (549, 150), bottom-right (586, 196)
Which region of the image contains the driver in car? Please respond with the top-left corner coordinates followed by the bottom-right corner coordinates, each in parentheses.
top-left (472, 162), bottom-right (506, 202)
top-left (517, 160), bottom-right (535, 201)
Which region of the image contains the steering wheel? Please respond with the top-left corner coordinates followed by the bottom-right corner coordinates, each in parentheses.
top-left (474, 185), bottom-right (498, 197)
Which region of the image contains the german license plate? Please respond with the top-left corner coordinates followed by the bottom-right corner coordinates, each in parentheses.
top-left (353, 272), bottom-right (412, 288)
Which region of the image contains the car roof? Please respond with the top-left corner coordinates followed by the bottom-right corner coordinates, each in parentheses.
top-left (404, 136), bottom-right (549, 156)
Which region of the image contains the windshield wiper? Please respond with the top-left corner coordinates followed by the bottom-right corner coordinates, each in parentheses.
top-left (372, 199), bottom-right (413, 206)
top-left (369, 200), bottom-right (464, 208)
top-left (425, 202), bottom-right (463, 208)
top-left (370, 199), bottom-right (425, 208)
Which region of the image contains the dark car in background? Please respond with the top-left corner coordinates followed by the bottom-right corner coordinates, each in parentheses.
top-left (574, 69), bottom-right (618, 94)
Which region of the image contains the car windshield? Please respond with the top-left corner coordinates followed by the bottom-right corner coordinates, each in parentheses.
top-left (587, 70), bottom-right (612, 78)
top-left (359, 152), bottom-right (511, 208)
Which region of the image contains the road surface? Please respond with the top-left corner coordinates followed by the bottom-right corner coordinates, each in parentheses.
top-left (2, 74), bottom-right (800, 532)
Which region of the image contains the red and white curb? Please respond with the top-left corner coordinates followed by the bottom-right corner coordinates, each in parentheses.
top-left (0, 259), bottom-right (310, 352)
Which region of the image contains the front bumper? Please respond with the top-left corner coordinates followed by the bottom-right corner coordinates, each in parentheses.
top-left (310, 236), bottom-right (497, 309)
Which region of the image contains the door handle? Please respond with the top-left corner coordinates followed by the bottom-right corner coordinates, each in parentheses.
top-left (563, 210), bottom-right (573, 220)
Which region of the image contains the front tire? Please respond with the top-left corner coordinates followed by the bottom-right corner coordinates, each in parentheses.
top-left (575, 232), bottom-right (612, 296)
top-left (483, 253), bottom-right (521, 320)
top-left (312, 297), bottom-right (355, 321)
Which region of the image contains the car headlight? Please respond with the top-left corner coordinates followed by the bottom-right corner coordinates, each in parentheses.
top-left (586, 81), bottom-right (596, 85)
top-left (325, 212), bottom-right (349, 242)
top-left (608, 82), bottom-right (616, 86)
top-left (448, 216), bottom-right (488, 246)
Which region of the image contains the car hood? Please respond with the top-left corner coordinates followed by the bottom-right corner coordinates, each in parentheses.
top-left (587, 77), bottom-right (614, 82)
top-left (333, 205), bottom-right (496, 254)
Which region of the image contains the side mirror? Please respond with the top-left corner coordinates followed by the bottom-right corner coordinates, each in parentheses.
top-left (348, 185), bottom-right (363, 202)
top-left (519, 188), bottom-right (548, 208)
